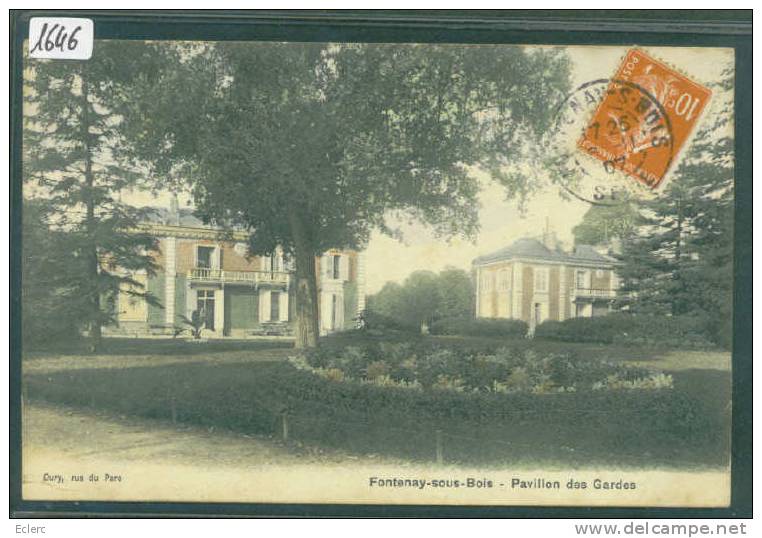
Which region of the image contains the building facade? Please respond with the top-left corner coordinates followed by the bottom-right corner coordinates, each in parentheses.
top-left (473, 234), bottom-right (621, 330)
top-left (106, 204), bottom-right (365, 338)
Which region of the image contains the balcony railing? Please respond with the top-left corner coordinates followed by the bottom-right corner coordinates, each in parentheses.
top-left (188, 268), bottom-right (290, 285)
top-left (573, 287), bottom-right (618, 299)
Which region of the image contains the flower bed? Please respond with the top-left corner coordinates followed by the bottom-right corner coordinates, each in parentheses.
top-left (294, 342), bottom-right (673, 394)
top-left (25, 352), bottom-right (724, 467)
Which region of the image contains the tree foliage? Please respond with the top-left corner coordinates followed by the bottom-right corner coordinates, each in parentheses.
top-left (21, 201), bottom-right (86, 346)
top-left (572, 199), bottom-right (639, 246)
top-left (616, 68), bottom-right (734, 347)
top-left (368, 267), bottom-right (475, 332)
top-left (23, 44), bottom-right (161, 348)
top-left (121, 41), bottom-right (571, 347)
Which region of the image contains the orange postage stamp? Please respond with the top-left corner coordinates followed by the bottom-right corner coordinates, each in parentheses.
top-left (577, 48), bottom-right (712, 189)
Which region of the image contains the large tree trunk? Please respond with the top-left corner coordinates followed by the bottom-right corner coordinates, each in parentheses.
top-left (81, 72), bottom-right (101, 353)
top-left (289, 213), bottom-right (320, 349)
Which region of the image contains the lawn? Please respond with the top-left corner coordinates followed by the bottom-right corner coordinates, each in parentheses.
top-left (22, 337), bottom-right (294, 374)
top-left (22, 331), bottom-right (671, 373)
top-left (24, 336), bottom-right (294, 358)
top-left (22, 333), bottom-right (731, 469)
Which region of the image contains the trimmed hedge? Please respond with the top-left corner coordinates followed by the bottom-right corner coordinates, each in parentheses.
top-left (362, 310), bottom-right (418, 333)
top-left (534, 314), bottom-right (715, 348)
top-left (429, 317), bottom-right (528, 338)
top-left (25, 358), bottom-right (726, 467)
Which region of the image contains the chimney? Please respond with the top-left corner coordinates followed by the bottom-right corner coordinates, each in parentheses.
top-left (542, 218), bottom-right (557, 250)
top-left (169, 194), bottom-right (180, 226)
top-left (608, 237), bottom-right (622, 255)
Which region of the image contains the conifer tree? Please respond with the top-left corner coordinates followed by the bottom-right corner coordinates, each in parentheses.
top-left (616, 68), bottom-right (734, 346)
top-left (23, 43), bottom-right (160, 350)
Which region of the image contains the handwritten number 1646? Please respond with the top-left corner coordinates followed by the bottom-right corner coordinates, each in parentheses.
top-left (30, 23), bottom-right (82, 53)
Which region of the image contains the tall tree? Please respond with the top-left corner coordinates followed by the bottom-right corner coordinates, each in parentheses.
top-left (397, 271), bottom-right (442, 333)
top-left (368, 267), bottom-right (474, 332)
top-left (23, 43), bottom-right (160, 350)
top-left (123, 42), bottom-right (571, 348)
top-left (616, 68), bottom-right (734, 346)
top-left (572, 199), bottom-right (639, 246)
top-left (437, 267), bottom-right (475, 319)
top-left (21, 200), bottom-right (86, 346)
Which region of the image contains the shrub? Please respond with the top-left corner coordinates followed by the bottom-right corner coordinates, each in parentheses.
top-left (25, 360), bottom-right (724, 466)
top-left (303, 346), bottom-right (333, 369)
top-left (362, 310), bottom-right (418, 333)
top-left (332, 345), bottom-right (370, 378)
top-left (415, 349), bottom-right (460, 388)
top-left (429, 317), bottom-right (528, 338)
top-left (294, 342), bottom-right (672, 396)
top-left (323, 368), bottom-right (345, 383)
top-left (365, 360), bottom-right (390, 380)
top-left (534, 313), bottom-right (715, 348)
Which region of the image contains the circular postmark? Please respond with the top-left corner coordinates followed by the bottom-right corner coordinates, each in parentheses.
top-left (547, 78), bottom-right (675, 206)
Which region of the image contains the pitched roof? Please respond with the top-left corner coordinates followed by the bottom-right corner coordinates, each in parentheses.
top-left (474, 238), bottom-right (566, 264)
top-left (474, 237), bottom-right (618, 266)
top-left (567, 244), bottom-right (619, 264)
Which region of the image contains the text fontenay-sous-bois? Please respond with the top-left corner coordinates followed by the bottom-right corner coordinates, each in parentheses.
top-left (368, 476), bottom-right (637, 490)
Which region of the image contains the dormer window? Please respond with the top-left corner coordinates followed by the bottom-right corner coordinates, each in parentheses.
top-left (262, 252), bottom-right (283, 273)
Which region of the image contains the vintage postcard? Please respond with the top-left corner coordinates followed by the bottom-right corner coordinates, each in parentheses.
top-left (17, 28), bottom-right (736, 510)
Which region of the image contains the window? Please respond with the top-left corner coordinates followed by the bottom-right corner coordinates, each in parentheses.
top-left (196, 290), bottom-right (215, 330)
top-left (596, 269), bottom-right (605, 278)
top-left (576, 270), bottom-right (588, 289)
top-left (270, 291), bottom-right (280, 321)
top-left (197, 246), bottom-right (214, 269)
top-left (333, 255), bottom-right (341, 280)
top-left (499, 269), bottom-right (510, 291)
top-left (535, 267), bottom-right (548, 292)
top-left (481, 273), bottom-right (492, 292)
top-left (331, 294), bottom-right (338, 330)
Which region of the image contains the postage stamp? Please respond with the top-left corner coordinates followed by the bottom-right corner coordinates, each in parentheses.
top-left (577, 48), bottom-right (712, 189)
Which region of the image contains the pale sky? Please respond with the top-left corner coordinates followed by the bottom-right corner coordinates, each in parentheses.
top-left (117, 44), bottom-right (734, 294)
top-left (362, 45), bottom-right (734, 293)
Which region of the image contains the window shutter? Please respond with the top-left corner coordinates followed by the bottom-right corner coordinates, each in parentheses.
top-left (339, 254), bottom-right (349, 281)
top-left (259, 290), bottom-right (271, 322)
top-left (273, 251), bottom-right (283, 272)
top-left (320, 291), bottom-right (331, 331)
top-left (214, 246), bottom-right (222, 270)
top-left (278, 292), bottom-right (289, 322)
top-left (322, 254), bottom-right (330, 280)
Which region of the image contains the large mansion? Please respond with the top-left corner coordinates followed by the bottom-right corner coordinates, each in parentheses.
top-left (106, 200), bottom-right (365, 338)
top-left (473, 232), bottom-right (621, 329)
